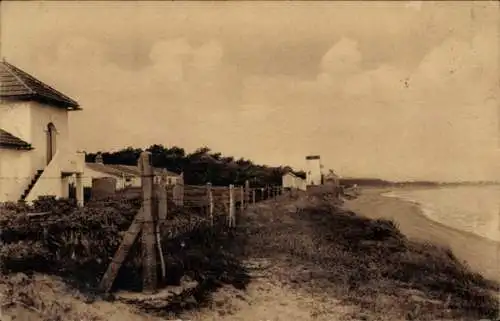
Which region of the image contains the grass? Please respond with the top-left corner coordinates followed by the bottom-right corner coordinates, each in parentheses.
top-left (233, 187), bottom-right (500, 321)
top-left (0, 187), bottom-right (498, 320)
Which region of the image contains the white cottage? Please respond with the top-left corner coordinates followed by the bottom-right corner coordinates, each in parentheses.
top-left (282, 171), bottom-right (307, 191)
top-left (82, 153), bottom-right (182, 190)
top-left (0, 60), bottom-right (85, 205)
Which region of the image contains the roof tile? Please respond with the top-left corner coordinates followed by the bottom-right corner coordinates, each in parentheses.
top-left (0, 129), bottom-right (32, 149)
top-left (0, 60), bottom-right (80, 110)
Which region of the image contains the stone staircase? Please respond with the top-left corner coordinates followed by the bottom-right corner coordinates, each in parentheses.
top-left (20, 170), bottom-right (44, 201)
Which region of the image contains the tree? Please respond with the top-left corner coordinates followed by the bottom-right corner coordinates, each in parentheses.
top-left (85, 145), bottom-right (302, 187)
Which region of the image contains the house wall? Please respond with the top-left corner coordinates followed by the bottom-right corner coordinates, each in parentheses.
top-left (25, 150), bottom-right (67, 203)
top-left (0, 101), bottom-right (32, 144)
top-left (0, 149), bottom-right (32, 202)
top-left (165, 175), bottom-right (181, 186)
top-left (282, 173), bottom-right (307, 191)
top-left (0, 101), bottom-right (33, 202)
top-left (28, 102), bottom-right (70, 174)
top-left (81, 166), bottom-right (127, 190)
top-left (0, 100), bottom-right (81, 203)
top-left (282, 174), bottom-right (296, 188)
top-left (306, 157), bottom-right (322, 186)
top-left (296, 178), bottom-right (307, 191)
top-left (127, 176), bottom-right (141, 188)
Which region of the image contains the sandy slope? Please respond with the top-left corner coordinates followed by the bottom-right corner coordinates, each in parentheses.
top-left (181, 278), bottom-right (354, 321)
top-left (0, 265), bottom-right (354, 321)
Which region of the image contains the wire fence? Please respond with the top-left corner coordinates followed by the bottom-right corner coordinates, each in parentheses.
top-left (0, 152), bottom-right (295, 293)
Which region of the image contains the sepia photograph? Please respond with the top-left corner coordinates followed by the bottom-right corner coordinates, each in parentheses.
top-left (0, 1), bottom-right (499, 320)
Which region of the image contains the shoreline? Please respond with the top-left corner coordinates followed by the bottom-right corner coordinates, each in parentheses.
top-left (345, 187), bottom-right (500, 283)
top-left (379, 188), bottom-right (500, 243)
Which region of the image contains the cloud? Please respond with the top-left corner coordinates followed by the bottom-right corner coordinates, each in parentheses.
top-left (19, 36), bottom-right (238, 151)
top-left (239, 26), bottom-right (499, 180)
top-left (320, 37), bottom-right (362, 76)
top-left (404, 1), bottom-right (423, 11)
top-left (29, 26), bottom-right (497, 180)
top-left (2, 2), bottom-right (498, 179)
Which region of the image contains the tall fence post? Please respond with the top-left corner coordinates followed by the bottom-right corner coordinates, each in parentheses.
top-left (244, 180), bottom-right (250, 206)
top-left (207, 182), bottom-right (214, 226)
top-left (173, 181), bottom-right (184, 206)
top-left (252, 188), bottom-right (256, 205)
top-left (240, 185), bottom-right (245, 213)
top-left (229, 184), bottom-right (235, 227)
top-left (139, 152), bottom-right (157, 293)
top-left (155, 183), bottom-right (167, 283)
top-left (158, 184), bottom-right (168, 225)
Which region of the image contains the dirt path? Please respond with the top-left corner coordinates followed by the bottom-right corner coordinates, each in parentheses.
top-left (182, 277), bottom-right (352, 321)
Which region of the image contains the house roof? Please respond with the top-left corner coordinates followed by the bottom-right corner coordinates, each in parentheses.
top-left (86, 163), bottom-right (133, 178)
top-left (0, 60), bottom-right (80, 110)
top-left (0, 129), bottom-right (32, 150)
top-left (86, 162), bottom-right (180, 178)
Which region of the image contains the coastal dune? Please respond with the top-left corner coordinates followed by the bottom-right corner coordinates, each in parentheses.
top-left (346, 187), bottom-right (500, 283)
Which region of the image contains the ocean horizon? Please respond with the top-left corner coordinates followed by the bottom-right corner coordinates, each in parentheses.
top-left (382, 185), bottom-right (500, 242)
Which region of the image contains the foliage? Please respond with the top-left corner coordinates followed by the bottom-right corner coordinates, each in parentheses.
top-left (0, 196), bottom-right (249, 303)
top-left (234, 190), bottom-right (500, 321)
top-left (85, 145), bottom-right (306, 187)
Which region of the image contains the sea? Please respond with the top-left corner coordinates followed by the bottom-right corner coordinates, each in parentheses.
top-left (382, 185), bottom-right (500, 242)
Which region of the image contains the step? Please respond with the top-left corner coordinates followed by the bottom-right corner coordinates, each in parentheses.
top-left (20, 170), bottom-right (44, 201)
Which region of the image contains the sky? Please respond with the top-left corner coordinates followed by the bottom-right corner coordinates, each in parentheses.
top-left (1, 1), bottom-right (499, 181)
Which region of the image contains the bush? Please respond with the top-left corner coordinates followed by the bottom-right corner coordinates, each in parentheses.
top-left (0, 195), bottom-right (249, 300)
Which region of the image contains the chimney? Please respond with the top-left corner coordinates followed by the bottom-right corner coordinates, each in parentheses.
top-left (95, 153), bottom-right (103, 164)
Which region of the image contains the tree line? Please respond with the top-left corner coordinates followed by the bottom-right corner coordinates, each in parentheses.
top-left (84, 145), bottom-right (306, 187)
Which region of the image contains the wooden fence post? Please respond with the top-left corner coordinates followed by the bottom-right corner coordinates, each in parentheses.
top-left (156, 183), bottom-right (167, 283)
top-left (229, 184), bottom-right (235, 227)
top-left (244, 180), bottom-right (250, 205)
top-left (157, 184), bottom-right (167, 225)
top-left (240, 185), bottom-right (245, 212)
top-left (173, 181), bottom-right (184, 206)
top-left (139, 152), bottom-right (157, 293)
top-left (252, 189), bottom-right (256, 205)
top-left (207, 182), bottom-right (214, 226)
top-left (98, 207), bottom-right (144, 293)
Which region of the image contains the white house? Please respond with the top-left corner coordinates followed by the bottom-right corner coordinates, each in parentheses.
top-left (282, 172), bottom-right (307, 191)
top-left (0, 59), bottom-right (85, 205)
top-left (305, 155), bottom-right (323, 186)
top-left (324, 169), bottom-right (340, 186)
top-left (82, 153), bottom-right (182, 190)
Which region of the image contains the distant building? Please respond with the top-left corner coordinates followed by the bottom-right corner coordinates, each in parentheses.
top-left (305, 155), bottom-right (323, 186)
top-left (324, 169), bottom-right (340, 186)
top-left (81, 153), bottom-right (182, 190)
top-left (282, 171), bottom-right (307, 191)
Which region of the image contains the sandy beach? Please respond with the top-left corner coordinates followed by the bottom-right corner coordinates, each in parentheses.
top-left (345, 187), bottom-right (500, 283)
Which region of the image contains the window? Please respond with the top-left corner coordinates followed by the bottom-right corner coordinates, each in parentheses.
top-left (46, 123), bottom-right (57, 164)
